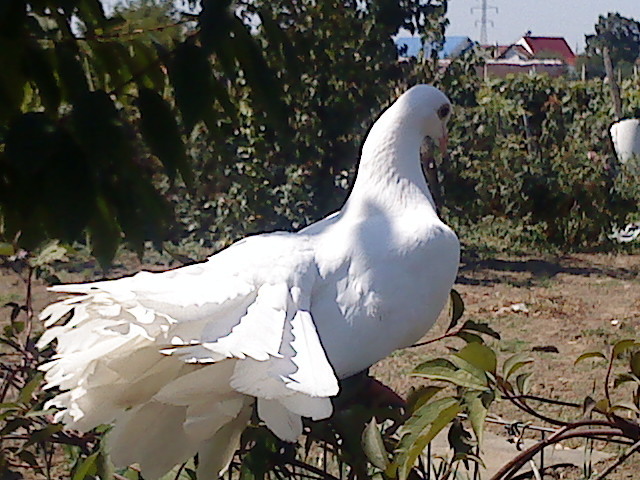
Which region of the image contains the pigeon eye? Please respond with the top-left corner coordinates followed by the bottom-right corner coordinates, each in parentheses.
top-left (437, 104), bottom-right (450, 120)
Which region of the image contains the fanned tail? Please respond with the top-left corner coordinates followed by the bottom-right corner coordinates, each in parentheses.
top-left (38, 260), bottom-right (339, 479)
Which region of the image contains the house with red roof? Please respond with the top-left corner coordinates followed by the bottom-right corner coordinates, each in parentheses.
top-left (480, 35), bottom-right (576, 78)
top-left (515, 36), bottom-right (576, 66)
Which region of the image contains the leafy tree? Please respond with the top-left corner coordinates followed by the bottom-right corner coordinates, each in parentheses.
top-left (586, 12), bottom-right (640, 67)
top-left (111, 0), bottom-right (186, 47)
top-left (585, 12), bottom-right (640, 119)
top-left (0, 0), bottom-right (447, 266)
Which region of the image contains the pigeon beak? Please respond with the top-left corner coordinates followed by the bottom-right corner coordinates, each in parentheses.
top-left (439, 128), bottom-right (448, 158)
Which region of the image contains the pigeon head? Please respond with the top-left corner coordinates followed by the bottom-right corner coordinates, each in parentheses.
top-left (394, 84), bottom-right (451, 151)
top-left (360, 84), bottom-right (452, 164)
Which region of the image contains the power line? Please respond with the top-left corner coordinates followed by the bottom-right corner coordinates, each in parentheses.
top-left (471, 0), bottom-right (498, 44)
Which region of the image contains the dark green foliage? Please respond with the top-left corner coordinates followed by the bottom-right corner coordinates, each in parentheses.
top-left (440, 68), bottom-right (640, 249)
top-left (0, 0), bottom-right (448, 265)
top-left (137, 87), bottom-right (191, 184)
top-left (165, 0), bottom-right (447, 251)
top-left (586, 12), bottom-right (640, 67)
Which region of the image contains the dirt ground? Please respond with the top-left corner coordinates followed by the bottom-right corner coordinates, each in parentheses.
top-left (373, 251), bottom-right (640, 479)
top-left (2, 250), bottom-right (640, 478)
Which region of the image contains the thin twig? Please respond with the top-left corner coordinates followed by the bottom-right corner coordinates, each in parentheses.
top-left (24, 265), bottom-right (34, 348)
top-left (408, 327), bottom-right (464, 349)
top-left (592, 439), bottom-right (640, 480)
top-left (604, 350), bottom-right (614, 405)
top-left (173, 461), bottom-right (187, 480)
top-left (506, 396), bottom-right (570, 427)
top-left (490, 426), bottom-right (627, 480)
top-left (501, 394), bottom-right (581, 408)
top-left (286, 458), bottom-right (343, 480)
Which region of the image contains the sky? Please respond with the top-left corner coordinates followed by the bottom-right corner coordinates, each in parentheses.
top-left (447, 0), bottom-right (640, 53)
top-left (102, 0), bottom-right (640, 54)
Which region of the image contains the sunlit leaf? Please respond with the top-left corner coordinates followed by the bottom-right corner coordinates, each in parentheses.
top-left (0, 243), bottom-right (15, 256)
top-left (30, 240), bottom-right (68, 268)
top-left (575, 351), bottom-right (607, 365)
top-left (455, 342), bottom-right (497, 374)
top-left (362, 418), bottom-right (389, 470)
top-left (72, 452), bottom-right (99, 480)
top-left (464, 390), bottom-right (495, 444)
top-left (413, 359), bottom-right (487, 390)
top-left (502, 352), bottom-right (534, 380)
top-left (514, 372), bottom-right (533, 395)
top-left (613, 339), bottom-right (638, 359)
top-left (611, 401), bottom-right (640, 414)
top-left (391, 398), bottom-right (461, 480)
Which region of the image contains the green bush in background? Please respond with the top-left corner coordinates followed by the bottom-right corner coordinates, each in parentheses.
top-left (442, 70), bottom-right (640, 250)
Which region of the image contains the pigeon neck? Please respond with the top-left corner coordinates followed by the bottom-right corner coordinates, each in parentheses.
top-left (347, 111), bottom-right (437, 213)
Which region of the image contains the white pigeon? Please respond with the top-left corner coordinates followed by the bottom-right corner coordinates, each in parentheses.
top-left (38, 84), bottom-right (460, 479)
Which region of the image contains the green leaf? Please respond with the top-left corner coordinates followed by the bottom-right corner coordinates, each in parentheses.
top-left (198, 0), bottom-right (233, 54)
top-left (514, 372), bottom-right (533, 395)
top-left (464, 390), bottom-right (494, 444)
top-left (455, 331), bottom-right (484, 344)
top-left (575, 351), bottom-right (607, 365)
top-left (24, 424), bottom-right (63, 446)
top-left (18, 373), bottom-right (43, 404)
top-left (54, 42), bottom-right (88, 102)
top-left (24, 408), bottom-right (57, 418)
top-left (613, 373), bottom-right (640, 389)
top-left (594, 398), bottom-right (611, 414)
top-left (131, 40), bottom-right (165, 91)
top-left (89, 196), bottom-right (121, 267)
top-left (613, 339), bottom-right (638, 359)
top-left (391, 398), bottom-right (461, 480)
top-left (631, 351), bottom-right (640, 378)
top-left (228, 14), bottom-right (289, 130)
top-left (447, 289), bottom-right (464, 331)
top-left (502, 352), bottom-right (534, 380)
top-left (72, 452), bottom-right (99, 480)
top-left (460, 320), bottom-right (501, 340)
top-left (455, 342), bottom-right (497, 374)
top-left (137, 88), bottom-right (192, 186)
top-left (71, 90), bottom-right (130, 161)
top-left (611, 401), bottom-right (640, 414)
top-left (17, 449), bottom-right (40, 468)
top-left (24, 40), bottom-right (60, 114)
top-left (362, 418), bottom-right (389, 470)
top-left (0, 243), bottom-right (15, 256)
top-left (90, 41), bottom-right (131, 89)
top-left (29, 240), bottom-right (68, 268)
top-left (0, 418), bottom-right (30, 435)
top-left (406, 385), bottom-right (444, 413)
top-left (447, 418), bottom-right (475, 456)
top-left (413, 359), bottom-right (487, 390)
top-left (169, 42), bottom-right (216, 132)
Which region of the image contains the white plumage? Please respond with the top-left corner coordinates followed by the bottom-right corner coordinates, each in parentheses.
top-left (39, 85), bottom-right (460, 479)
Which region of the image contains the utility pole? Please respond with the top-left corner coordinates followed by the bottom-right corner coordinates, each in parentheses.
top-left (471, 0), bottom-right (498, 44)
